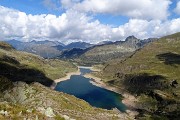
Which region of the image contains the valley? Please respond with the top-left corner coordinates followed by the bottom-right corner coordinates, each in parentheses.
top-left (0, 1), bottom-right (180, 120)
top-left (0, 32), bottom-right (180, 120)
top-left (0, 41), bottom-right (133, 119)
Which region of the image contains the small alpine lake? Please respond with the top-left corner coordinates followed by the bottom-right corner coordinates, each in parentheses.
top-left (55, 67), bottom-right (127, 112)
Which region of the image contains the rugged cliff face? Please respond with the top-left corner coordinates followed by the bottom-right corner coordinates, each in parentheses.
top-left (96, 32), bottom-right (180, 119)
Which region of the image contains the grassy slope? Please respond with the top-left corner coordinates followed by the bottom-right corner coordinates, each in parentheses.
top-left (97, 32), bottom-right (180, 119)
top-left (0, 42), bottom-right (77, 85)
top-left (100, 33), bottom-right (180, 80)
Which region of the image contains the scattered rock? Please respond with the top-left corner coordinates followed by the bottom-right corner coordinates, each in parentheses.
top-left (63, 115), bottom-right (70, 120)
top-left (38, 107), bottom-right (55, 118)
top-left (170, 80), bottom-right (178, 88)
top-left (0, 110), bottom-right (8, 116)
top-left (18, 111), bottom-right (22, 116)
top-left (44, 107), bottom-right (55, 117)
top-left (26, 109), bottom-right (33, 113)
top-left (35, 115), bottom-right (39, 120)
top-left (126, 110), bottom-right (139, 118)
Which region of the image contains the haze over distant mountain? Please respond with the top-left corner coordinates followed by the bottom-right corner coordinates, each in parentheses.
top-left (6, 40), bottom-right (63, 58)
top-left (6, 36), bottom-right (157, 60)
top-left (54, 41), bottom-right (94, 51)
top-left (59, 36), bottom-right (157, 65)
top-left (6, 40), bottom-right (94, 58)
top-left (64, 42), bottom-right (93, 49)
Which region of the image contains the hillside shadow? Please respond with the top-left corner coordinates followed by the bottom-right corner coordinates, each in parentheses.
top-left (121, 73), bottom-right (166, 95)
top-left (156, 52), bottom-right (180, 66)
top-left (53, 45), bottom-right (64, 51)
top-left (58, 48), bottom-right (89, 59)
top-left (0, 61), bottom-right (53, 87)
top-left (0, 55), bottom-right (20, 65)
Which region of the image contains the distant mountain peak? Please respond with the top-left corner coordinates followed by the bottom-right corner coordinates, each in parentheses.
top-left (30, 40), bottom-right (36, 43)
top-left (125, 35), bottom-right (138, 41)
top-left (7, 39), bottom-right (22, 42)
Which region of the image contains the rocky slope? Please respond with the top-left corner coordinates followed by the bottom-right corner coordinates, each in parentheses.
top-left (94, 32), bottom-right (180, 119)
top-left (6, 40), bottom-right (64, 58)
top-left (70, 36), bottom-right (156, 65)
top-left (6, 40), bottom-right (94, 59)
top-left (1, 80), bottom-right (132, 120)
top-left (0, 42), bottom-right (132, 120)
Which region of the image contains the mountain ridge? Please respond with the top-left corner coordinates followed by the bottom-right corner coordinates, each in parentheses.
top-left (5, 36), bottom-right (157, 61)
top-left (68, 37), bottom-right (158, 65)
top-left (6, 40), bottom-right (95, 58)
top-left (94, 32), bottom-right (180, 119)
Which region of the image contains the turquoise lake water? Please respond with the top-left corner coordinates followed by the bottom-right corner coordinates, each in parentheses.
top-left (55, 67), bottom-right (127, 112)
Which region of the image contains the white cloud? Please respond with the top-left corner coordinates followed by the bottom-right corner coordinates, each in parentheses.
top-left (174, 1), bottom-right (180, 15)
top-left (0, 6), bottom-right (112, 43)
top-left (61, 0), bottom-right (171, 20)
top-left (114, 18), bottom-right (180, 39)
top-left (152, 18), bottom-right (180, 37)
top-left (0, 6), bottom-right (180, 44)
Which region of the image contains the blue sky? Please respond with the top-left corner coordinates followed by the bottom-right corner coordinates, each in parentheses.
top-left (0, 0), bottom-right (129, 25)
top-left (0, 0), bottom-right (178, 24)
top-left (0, 0), bottom-right (179, 43)
top-left (0, 0), bottom-right (61, 15)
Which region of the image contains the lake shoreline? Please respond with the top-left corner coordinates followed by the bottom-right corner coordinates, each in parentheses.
top-left (50, 67), bottom-right (81, 89)
top-left (51, 66), bottom-right (138, 117)
top-left (51, 66), bottom-right (94, 89)
top-left (83, 68), bottom-right (139, 117)
top-left (83, 74), bottom-right (138, 107)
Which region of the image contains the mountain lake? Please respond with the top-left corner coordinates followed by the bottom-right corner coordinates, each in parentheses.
top-left (55, 67), bottom-right (127, 112)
